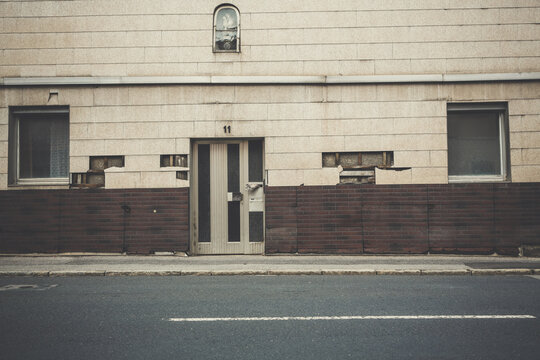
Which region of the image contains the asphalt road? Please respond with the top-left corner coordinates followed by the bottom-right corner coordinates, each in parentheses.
top-left (1, 275), bottom-right (539, 360)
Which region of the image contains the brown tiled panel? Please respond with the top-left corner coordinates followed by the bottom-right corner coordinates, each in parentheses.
top-left (0, 190), bottom-right (62, 253)
top-left (428, 184), bottom-right (496, 254)
top-left (297, 185), bottom-right (364, 254)
top-left (0, 188), bottom-right (189, 254)
top-left (493, 183), bottom-right (540, 256)
top-left (265, 186), bottom-right (298, 253)
top-left (1, 183), bottom-right (540, 255)
top-left (362, 185), bottom-right (429, 254)
top-left (265, 183), bottom-right (540, 255)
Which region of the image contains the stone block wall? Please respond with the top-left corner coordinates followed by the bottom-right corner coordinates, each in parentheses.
top-left (1, 0), bottom-right (539, 77)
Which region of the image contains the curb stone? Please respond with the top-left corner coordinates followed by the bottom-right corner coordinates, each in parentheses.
top-left (420, 270), bottom-right (471, 275)
top-left (49, 270), bottom-right (106, 276)
top-left (267, 270), bottom-right (323, 275)
top-left (321, 270), bottom-right (377, 275)
top-left (0, 269), bottom-right (538, 276)
top-left (210, 270), bottom-right (268, 276)
top-left (471, 269), bottom-right (533, 275)
top-left (376, 270), bottom-right (422, 275)
top-left (104, 271), bottom-right (182, 276)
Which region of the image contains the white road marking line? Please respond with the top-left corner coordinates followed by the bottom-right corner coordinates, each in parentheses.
top-left (168, 315), bottom-right (536, 322)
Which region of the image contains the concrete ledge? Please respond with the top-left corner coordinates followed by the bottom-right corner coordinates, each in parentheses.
top-left (3, 72), bottom-right (540, 87)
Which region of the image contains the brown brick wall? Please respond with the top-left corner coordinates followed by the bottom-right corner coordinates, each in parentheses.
top-left (265, 183), bottom-right (540, 255)
top-left (0, 188), bottom-right (189, 254)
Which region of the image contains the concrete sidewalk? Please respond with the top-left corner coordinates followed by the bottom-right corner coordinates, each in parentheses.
top-left (1, 254), bottom-right (540, 276)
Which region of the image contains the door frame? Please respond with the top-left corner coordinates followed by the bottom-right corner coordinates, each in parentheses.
top-left (190, 138), bottom-right (265, 255)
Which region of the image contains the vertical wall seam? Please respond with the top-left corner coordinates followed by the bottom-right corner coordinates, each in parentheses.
top-left (122, 191), bottom-right (127, 253)
top-left (57, 191), bottom-right (62, 253)
top-left (360, 187), bottom-right (365, 254)
top-left (492, 183), bottom-right (496, 252)
top-left (426, 185), bottom-right (430, 253)
top-left (295, 186), bottom-right (299, 254)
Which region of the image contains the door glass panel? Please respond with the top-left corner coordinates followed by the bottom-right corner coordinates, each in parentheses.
top-left (198, 144), bottom-right (211, 242)
top-left (248, 140), bottom-right (263, 182)
top-left (228, 202), bottom-right (241, 242)
top-left (227, 144), bottom-right (239, 192)
top-left (227, 144), bottom-right (240, 242)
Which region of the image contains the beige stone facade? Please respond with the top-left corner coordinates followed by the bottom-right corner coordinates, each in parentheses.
top-left (1, 0), bottom-right (539, 77)
top-left (1, 0), bottom-right (540, 189)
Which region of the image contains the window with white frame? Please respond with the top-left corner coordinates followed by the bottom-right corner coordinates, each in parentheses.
top-left (447, 103), bottom-right (509, 182)
top-left (213, 5), bottom-right (240, 52)
top-left (8, 107), bottom-right (69, 185)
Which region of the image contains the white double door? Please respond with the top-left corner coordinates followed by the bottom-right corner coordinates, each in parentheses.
top-left (191, 140), bottom-right (264, 254)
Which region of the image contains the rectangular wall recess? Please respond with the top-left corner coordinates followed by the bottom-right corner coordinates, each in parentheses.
top-left (323, 151), bottom-right (394, 184)
top-left (161, 154), bottom-right (188, 167)
top-left (71, 155), bottom-right (125, 188)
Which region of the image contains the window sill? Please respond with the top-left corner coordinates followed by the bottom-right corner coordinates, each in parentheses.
top-left (448, 175), bottom-right (508, 183)
top-left (9, 178), bottom-right (70, 189)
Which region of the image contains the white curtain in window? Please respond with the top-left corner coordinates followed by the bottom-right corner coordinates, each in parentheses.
top-left (49, 119), bottom-right (69, 177)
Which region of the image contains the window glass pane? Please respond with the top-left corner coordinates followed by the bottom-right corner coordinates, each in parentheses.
top-left (227, 144), bottom-right (239, 193)
top-left (448, 111), bottom-right (501, 176)
top-left (228, 201), bottom-right (241, 242)
top-left (19, 114), bottom-right (68, 179)
top-left (215, 8), bottom-right (238, 51)
top-left (248, 140), bottom-right (263, 182)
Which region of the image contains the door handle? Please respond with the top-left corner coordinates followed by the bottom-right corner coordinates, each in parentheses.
top-left (245, 183), bottom-right (262, 191)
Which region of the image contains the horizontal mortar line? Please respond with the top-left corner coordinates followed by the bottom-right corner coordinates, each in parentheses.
top-left (1, 24), bottom-right (537, 36)
top-left (2, 55), bottom-right (540, 66)
top-left (4, 8), bottom-right (539, 19)
top-left (69, 134), bottom-right (448, 142)
top-left (168, 314), bottom-right (536, 322)
top-left (4, 39), bottom-right (540, 50)
top-left (68, 115), bottom-right (448, 121)
top-left (3, 24), bottom-right (539, 35)
top-left (72, 102), bottom-right (448, 107)
top-left (4, 54), bottom-right (540, 65)
top-left (69, 116), bottom-right (448, 120)
top-left (2, 23), bottom-right (539, 35)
